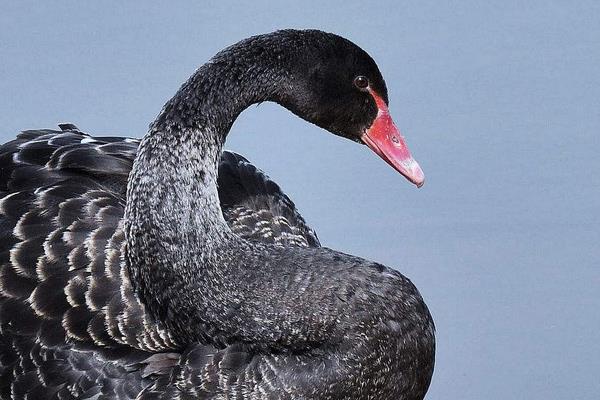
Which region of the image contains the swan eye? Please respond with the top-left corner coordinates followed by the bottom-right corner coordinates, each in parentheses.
top-left (354, 76), bottom-right (369, 89)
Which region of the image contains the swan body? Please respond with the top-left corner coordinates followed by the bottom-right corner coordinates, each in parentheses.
top-left (0, 30), bottom-right (434, 399)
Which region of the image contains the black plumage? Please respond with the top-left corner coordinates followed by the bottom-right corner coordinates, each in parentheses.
top-left (0, 127), bottom-right (321, 399)
top-left (0, 29), bottom-right (434, 399)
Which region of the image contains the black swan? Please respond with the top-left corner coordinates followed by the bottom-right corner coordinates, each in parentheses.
top-left (0, 30), bottom-right (434, 399)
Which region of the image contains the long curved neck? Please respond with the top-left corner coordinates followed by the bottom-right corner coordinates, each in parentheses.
top-left (124, 35), bottom-right (296, 341)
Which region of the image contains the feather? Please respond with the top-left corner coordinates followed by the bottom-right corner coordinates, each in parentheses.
top-left (0, 26), bottom-right (435, 399)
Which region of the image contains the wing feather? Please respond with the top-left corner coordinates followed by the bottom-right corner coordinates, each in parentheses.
top-left (0, 126), bottom-right (320, 398)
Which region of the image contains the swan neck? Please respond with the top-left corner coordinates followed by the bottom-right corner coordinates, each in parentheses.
top-left (123, 43), bottom-right (288, 341)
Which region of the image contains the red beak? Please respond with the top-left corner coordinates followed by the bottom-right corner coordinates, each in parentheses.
top-left (361, 89), bottom-right (425, 188)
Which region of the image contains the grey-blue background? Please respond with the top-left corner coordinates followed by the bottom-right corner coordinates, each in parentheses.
top-left (1, 1), bottom-right (598, 398)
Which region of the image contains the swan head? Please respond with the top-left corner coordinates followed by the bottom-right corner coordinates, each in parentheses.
top-left (275, 30), bottom-right (425, 188)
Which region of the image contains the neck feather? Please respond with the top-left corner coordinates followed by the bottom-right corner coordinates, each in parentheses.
top-left (123, 36), bottom-right (294, 341)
